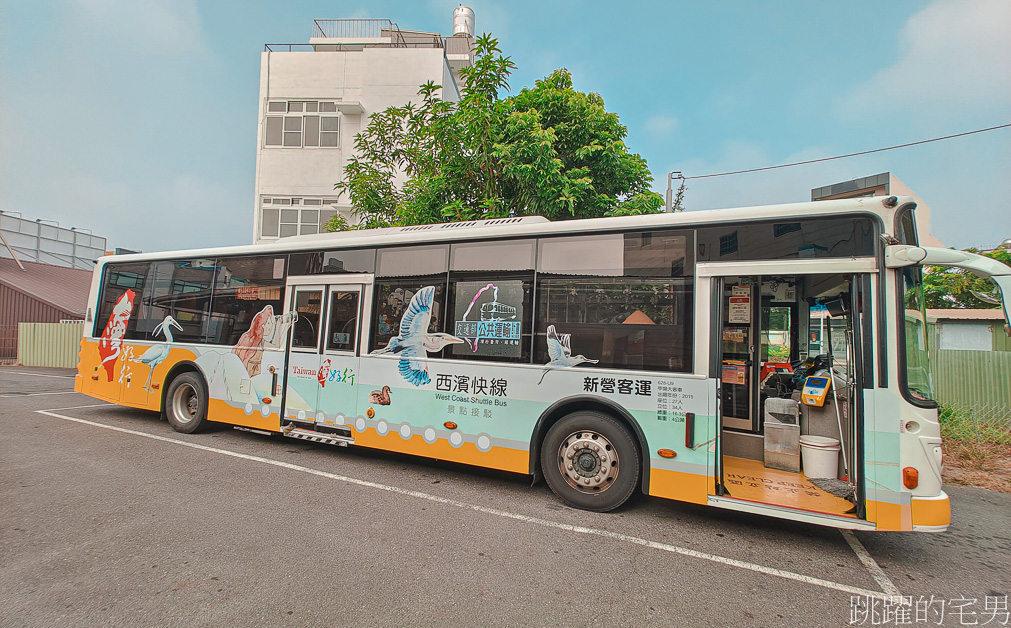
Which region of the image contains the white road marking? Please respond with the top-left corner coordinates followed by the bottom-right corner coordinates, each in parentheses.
top-left (35, 408), bottom-right (894, 600)
top-left (0, 391), bottom-right (79, 398)
top-left (841, 529), bottom-right (901, 596)
top-left (43, 403), bottom-right (114, 411)
top-left (2, 371), bottom-right (76, 379)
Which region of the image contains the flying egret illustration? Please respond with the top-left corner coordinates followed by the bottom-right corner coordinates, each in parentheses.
top-left (371, 286), bottom-right (463, 386)
top-left (537, 324), bottom-right (598, 385)
top-left (133, 315), bottom-right (183, 391)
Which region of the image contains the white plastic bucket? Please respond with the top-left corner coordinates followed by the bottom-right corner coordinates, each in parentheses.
top-left (799, 435), bottom-right (841, 479)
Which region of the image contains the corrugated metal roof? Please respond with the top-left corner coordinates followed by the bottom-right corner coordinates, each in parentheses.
top-left (0, 257), bottom-right (92, 317)
top-left (927, 308), bottom-right (1005, 321)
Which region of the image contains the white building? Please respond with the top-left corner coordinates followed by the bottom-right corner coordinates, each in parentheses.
top-left (252, 8), bottom-right (475, 243)
top-left (0, 211), bottom-right (107, 270)
top-left (811, 172), bottom-right (944, 247)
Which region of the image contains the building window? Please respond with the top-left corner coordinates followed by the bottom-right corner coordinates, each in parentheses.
top-left (260, 197), bottom-right (339, 238)
top-left (264, 101), bottom-right (340, 148)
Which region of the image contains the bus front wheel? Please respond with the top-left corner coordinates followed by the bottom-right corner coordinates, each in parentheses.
top-left (541, 411), bottom-right (640, 512)
top-left (165, 372), bottom-right (208, 434)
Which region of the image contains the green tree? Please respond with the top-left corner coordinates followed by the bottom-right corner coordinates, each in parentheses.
top-left (922, 248), bottom-right (1010, 309)
top-left (328, 34), bottom-right (663, 230)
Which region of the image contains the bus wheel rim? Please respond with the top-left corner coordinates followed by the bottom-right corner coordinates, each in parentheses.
top-left (557, 430), bottom-right (618, 493)
top-left (171, 383), bottom-right (198, 424)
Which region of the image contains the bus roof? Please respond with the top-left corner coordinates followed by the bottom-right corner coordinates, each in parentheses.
top-left (102, 195), bottom-right (906, 264)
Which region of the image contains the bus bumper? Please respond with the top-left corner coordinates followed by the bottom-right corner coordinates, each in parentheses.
top-left (911, 491), bottom-right (951, 532)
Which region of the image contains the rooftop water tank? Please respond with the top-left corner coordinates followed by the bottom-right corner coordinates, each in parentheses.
top-left (453, 5), bottom-right (475, 38)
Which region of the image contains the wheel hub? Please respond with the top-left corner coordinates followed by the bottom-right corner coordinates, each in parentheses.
top-left (172, 384), bottom-right (198, 424)
top-left (558, 431), bottom-right (618, 492)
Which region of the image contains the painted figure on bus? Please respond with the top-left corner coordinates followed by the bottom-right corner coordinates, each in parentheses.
top-left (537, 324), bottom-right (598, 385)
top-left (190, 305), bottom-right (306, 412)
top-left (232, 305), bottom-right (298, 377)
top-left (132, 315), bottom-right (183, 391)
top-left (98, 289), bottom-right (136, 382)
top-left (369, 385), bottom-right (392, 405)
top-left (371, 285), bottom-right (463, 386)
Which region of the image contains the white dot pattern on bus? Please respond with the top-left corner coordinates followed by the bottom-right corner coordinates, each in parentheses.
top-left (260, 405), bottom-right (270, 417)
top-left (286, 410), bottom-right (506, 452)
top-left (316, 412), bottom-right (324, 423)
top-left (297, 410), bottom-right (306, 421)
top-left (244, 403), bottom-right (253, 415)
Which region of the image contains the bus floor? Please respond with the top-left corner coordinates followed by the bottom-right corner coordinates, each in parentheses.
top-left (722, 456), bottom-right (857, 518)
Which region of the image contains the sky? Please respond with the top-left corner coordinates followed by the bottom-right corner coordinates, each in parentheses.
top-left (1, 0), bottom-right (1009, 253)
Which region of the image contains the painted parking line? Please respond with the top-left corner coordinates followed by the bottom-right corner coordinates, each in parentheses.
top-left (42, 403), bottom-right (114, 411)
top-left (0, 391), bottom-right (79, 398)
top-left (34, 407), bottom-right (898, 600)
top-left (2, 371), bottom-right (76, 379)
top-left (841, 530), bottom-right (900, 596)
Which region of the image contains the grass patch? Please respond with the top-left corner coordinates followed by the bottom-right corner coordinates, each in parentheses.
top-left (939, 406), bottom-right (1011, 445)
top-left (939, 406), bottom-right (1011, 493)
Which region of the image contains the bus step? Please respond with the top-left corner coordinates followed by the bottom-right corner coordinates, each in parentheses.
top-left (283, 426), bottom-right (354, 447)
top-left (233, 426), bottom-right (273, 436)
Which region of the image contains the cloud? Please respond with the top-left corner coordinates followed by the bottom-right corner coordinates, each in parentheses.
top-left (644, 115), bottom-right (678, 137)
top-left (837, 0), bottom-right (1011, 120)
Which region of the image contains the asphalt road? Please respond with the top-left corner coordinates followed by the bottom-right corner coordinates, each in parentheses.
top-left (2, 367), bottom-right (1009, 627)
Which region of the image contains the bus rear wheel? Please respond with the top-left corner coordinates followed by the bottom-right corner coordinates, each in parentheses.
top-left (541, 411), bottom-right (640, 512)
top-left (165, 372), bottom-right (207, 434)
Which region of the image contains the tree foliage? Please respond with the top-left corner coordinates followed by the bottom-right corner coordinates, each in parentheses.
top-left (923, 248), bottom-right (1010, 309)
top-left (328, 34), bottom-right (665, 230)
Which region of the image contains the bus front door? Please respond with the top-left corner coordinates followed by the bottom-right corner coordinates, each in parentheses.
top-left (282, 279), bottom-right (369, 444)
top-left (713, 272), bottom-right (866, 521)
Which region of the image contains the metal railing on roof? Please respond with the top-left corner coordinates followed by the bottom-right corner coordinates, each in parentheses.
top-left (313, 18), bottom-right (397, 40)
top-left (264, 41), bottom-right (446, 53)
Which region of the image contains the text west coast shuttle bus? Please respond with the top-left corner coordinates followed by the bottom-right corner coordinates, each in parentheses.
top-left (75, 196), bottom-right (1011, 531)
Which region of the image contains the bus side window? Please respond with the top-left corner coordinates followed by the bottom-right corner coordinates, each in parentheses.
top-left (95, 261), bottom-right (150, 340)
top-left (372, 245), bottom-right (449, 353)
top-left (535, 230), bottom-right (694, 373)
top-left (371, 281), bottom-right (445, 352)
top-left (205, 256), bottom-right (286, 347)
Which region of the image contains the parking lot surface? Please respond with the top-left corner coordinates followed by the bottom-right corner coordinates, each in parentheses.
top-left (2, 367), bottom-right (1009, 627)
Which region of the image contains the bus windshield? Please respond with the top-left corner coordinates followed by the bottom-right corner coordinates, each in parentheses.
top-left (900, 265), bottom-right (934, 403)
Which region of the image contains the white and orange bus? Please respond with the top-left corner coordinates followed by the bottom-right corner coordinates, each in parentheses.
top-left (75, 196), bottom-right (1010, 531)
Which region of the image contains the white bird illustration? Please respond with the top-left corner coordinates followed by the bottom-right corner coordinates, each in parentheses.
top-left (133, 315), bottom-right (183, 391)
top-left (537, 324), bottom-right (598, 385)
top-left (371, 286), bottom-right (463, 386)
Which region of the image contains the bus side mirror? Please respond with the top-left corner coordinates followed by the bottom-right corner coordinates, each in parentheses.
top-left (884, 244), bottom-right (1011, 326)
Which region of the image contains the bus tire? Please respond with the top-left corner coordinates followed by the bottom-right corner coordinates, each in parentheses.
top-left (541, 411), bottom-right (639, 512)
top-left (165, 372), bottom-right (208, 434)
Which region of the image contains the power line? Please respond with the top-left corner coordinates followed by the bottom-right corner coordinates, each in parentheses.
top-left (681, 123), bottom-right (1011, 180)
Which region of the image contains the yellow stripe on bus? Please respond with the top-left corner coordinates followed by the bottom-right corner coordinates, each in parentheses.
top-left (648, 467), bottom-right (710, 505)
top-left (353, 430), bottom-right (529, 474)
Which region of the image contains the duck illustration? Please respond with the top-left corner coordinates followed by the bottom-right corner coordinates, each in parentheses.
top-left (132, 315), bottom-right (183, 391)
top-left (369, 386), bottom-right (392, 405)
top-left (537, 325), bottom-right (598, 385)
top-left (371, 286), bottom-right (463, 386)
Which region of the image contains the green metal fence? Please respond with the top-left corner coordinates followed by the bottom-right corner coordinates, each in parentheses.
top-left (17, 322), bottom-right (84, 369)
top-left (930, 348), bottom-right (1011, 442)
